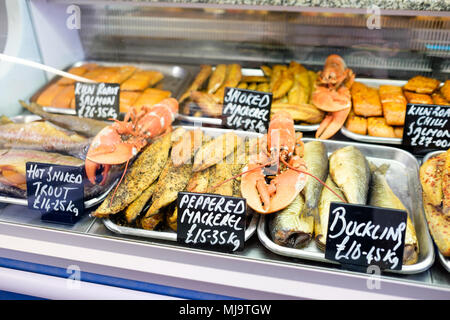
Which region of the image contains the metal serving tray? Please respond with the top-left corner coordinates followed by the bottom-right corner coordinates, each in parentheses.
top-left (0, 115), bottom-right (116, 209)
top-left (177, 67), bottom-right (320, 132)
top-left (257, 138), bottom-right (435, 274)
top-left (102, 125), bottom-right (263, 242)
top-left (103, 211), bottom-right (259, 243)
top-left (30, 60), bottom-right (192, 116)
top-left (422, 150), bottom-right (450, 272)
top-left (340, 78), bottom-right (446, 145)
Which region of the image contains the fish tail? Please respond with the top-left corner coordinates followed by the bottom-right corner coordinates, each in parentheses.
top-left (369, 162), bottom-right (390, 175)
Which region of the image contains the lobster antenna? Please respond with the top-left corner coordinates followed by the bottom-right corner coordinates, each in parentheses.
top-left (109, 159), bottom-right (130, 207)
top-left (280, 158), bottom-right (347, 203)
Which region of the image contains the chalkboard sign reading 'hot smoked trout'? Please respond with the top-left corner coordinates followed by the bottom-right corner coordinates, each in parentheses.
top-left (402, 104), bottom-right (450, 153)
top-left (75, 82), bottom-right (120, 120)
top-left (222, 87), bottom-right (272, 134)
top-left (325, 202), bottom-right (407, 271)
top-left (26, 162), bottom-right (85, 224)
top-left (177, 192), bottom-right (246, 252)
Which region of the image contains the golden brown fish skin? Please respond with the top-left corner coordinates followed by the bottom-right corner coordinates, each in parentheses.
top-left (0, 121), bottom-right (89, 157)
top-left (247, 83), bottom-right (257, 91)
top-left (167, 206), bottom-right (178, 231)
top-left (180, 65), bottom-right (213, 103)
top-left (171, 129), bottom-right (207, 167)
top-left (271, 103), bottom-right (324, 124)
top-left (422, 192), bottom-right (450, 257)
top-left (329, 146), bottom-right (370, 205)
top-left (0, 116), bottom-right (12, 125)
top-left (208, 161), bottom-right (234, 196)
top-left (270, 194), bottom-right (313, 248)
top-left (20, 101), bottom-right (108, 138)
top-left (214, 64), bottom-right (242, 101)
top-left (141, 160), bottom-right (192, 230)
top-left (186, 167), bottom-right (211, 193)
top-left (443, 149), bottom-right (450, 215)
top-left (369, 164), bottom-right (419, 265)
top-left (272, 69), bottom-right (294, 99)
top-left (241, 76), bottom-right (269, 83)
top-left (193, 132), bottom-right (243, 172)
top-left (256, 82), bottom-right (270, 93)
top-left (0, 149), bottom-right (84, 190)
top-left (260, 65), bottom-right (272, 77)
top-left (123, 182), bottom-right (157, 224)
top-left (207, 64), bottom-right (227, 94)
top-left (93, 132), bottom-right (172, 218)
top-left (190, 91), bottom-right (223, 117)
top-left (419, 153), bottom-right (445, 207)
top-left (315, 175), bottom-right (346, 251)
top-left (302, 141), bottom-right (328, 219)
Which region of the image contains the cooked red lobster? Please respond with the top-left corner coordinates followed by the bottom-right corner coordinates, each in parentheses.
top-left (214, 110), bottom-right (346, 214)
top-left (312, 54), bottom-right (355, 140)
top-left (85, 98), bottom-right (178, 185)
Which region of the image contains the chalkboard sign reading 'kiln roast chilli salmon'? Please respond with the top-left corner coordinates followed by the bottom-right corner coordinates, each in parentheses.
top-left (402, 104), bottom-right (450, 154)
top-left (75, 82), bottom-right (120, 120)
top-left (222, 87), bottom-right (272, 134)
top-left (176, 192), bottom-right (246, 252)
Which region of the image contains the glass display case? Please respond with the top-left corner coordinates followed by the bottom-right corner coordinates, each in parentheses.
top-left (0, 0), bottom-right (449, 299)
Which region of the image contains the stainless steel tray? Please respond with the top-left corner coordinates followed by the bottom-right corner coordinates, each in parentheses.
top-left (178, 67), bottom-right (320, 132)
top-left (31, 60), bottom-right (192, 116)
top-left (422, 150), bottom-right (450, 273)
top-left (0, 114), bottom-right (117, 209)
top-left (102, 125), bottom-right (263, 242)
top-left (341, 127), bottom-right (402, 145)
top-left (257, 138), bottom-right (435, 274)
top-left (103, 211), bottom-right (259, 243)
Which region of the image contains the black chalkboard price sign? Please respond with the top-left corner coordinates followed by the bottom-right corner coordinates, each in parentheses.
top-left (26, 162), bottom-right (85, 224)
top-left (74, 82), bottom-right (120, 120)
top-left (402, 104), bottom-right (450, 154)
top-left (222, 87), bottom-right (272, 134)
top-left (176, 192), bottom-right (246, 252)
top-left (325, 202), bottom-right (407, 271)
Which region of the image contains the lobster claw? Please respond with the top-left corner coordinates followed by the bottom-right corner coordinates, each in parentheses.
top-left (85, 126), bottom-right (140, 185)
top-left (85, 159), bottom-right (110, 186)
top-left (241, 158), bottom-right (307, 214)
top-left (315, 107), bottom-right (351, 140)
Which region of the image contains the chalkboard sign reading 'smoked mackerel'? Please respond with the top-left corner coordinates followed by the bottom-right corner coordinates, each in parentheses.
top-left (222, 87), bottom-right (272, 134)
top-left (177, 192), bottom-right (246, 252)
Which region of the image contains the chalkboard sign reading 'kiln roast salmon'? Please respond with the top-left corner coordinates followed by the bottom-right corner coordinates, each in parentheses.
top-left (222, 87), bottom-right (272, 134)
top-left (75, 82), bottom-right (120, 120)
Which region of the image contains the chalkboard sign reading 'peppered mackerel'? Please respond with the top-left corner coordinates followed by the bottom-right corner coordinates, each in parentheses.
top-left (75, 82), bottom-right (120, 120)
top-left (325, 202), bottom-right (407, 271)
top-left (222, 87), bottom-right (272, 134)
top-left (176, 192), bottom-right (246, 252)
top-left (26, 162), bottom-right (84, 224)
top-left (402, 104), bottom-right (450, 153)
